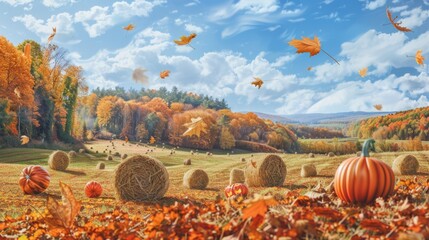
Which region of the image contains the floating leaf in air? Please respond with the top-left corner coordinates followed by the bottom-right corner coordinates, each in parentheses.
top-left (289, 36), bottom-right (339, 65)
top-left (416, 50), bottom-right (425, 65)
top-left (45, 181), bottom-right (81, 229)
top-left (47, 27), bottom-right (57, 44)
top-left (160, 70), bottom-right (170, 79)
top-left (174, 33), bottom-right (196, 49)
top-left (20, 135), bottom-right (29, 145)
top-left (359, 67), bottom-right (368, 77)
top-left (123, 24), bottom-right (135, 31)
top-left (307, 66), bottom-right (312, 71)
top-left (149, 136), bottom-right (156, 144)
top-left (242, 194), bottom-right (278, 220)
top-left (386, 8), bottom-right (412, 32)
top-left (251, 77), bottom-right (264, 89)
top-left (132, 68), bottom-right (149, 85)
top-left (182, 117), bottom-right (208, 138)
top-left (250, 160), bottom-right (257, 168)
top-left (374, 104), bottom-right (383, 111)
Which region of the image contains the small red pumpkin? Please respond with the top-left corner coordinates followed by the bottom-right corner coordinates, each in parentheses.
top-left (334, 139), bottom-right (395, 204)
top-left (85, 181), bottom-right (102, 198)
top-left (224, 183), bottom-right (249, 198)
top-left (19, 165), bottom-right (50, 195)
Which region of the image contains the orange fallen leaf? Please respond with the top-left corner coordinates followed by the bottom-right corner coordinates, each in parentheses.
top-left (289, 36), bottom-right (339, 65)
top-left (183, 117), bottom-right (208, 138)
top-left (160, 70), bottom-right (170, 79)
top-left (149, 136), bottom-right (156, 144)
top-left (174, 33), bottom-right (196, 49)
top-left (386, 8), bottom-right (412, 32)
top-left (307, 66), bottom-right (312, 71)
top-left (374, 104), bottom-right (382, 111)
top-left (359, 67), bottom-right (368, 77)
top-left (242, 195), bottom-right (277, 220)
top-left (123, 24), bottom-right (135, 31)
top-left (360, 219), bottom-right (391, 234)
top-left (47, 27), bottom-right (56, 44)
top-left (251, 77), bottom-right (263, 89)
top-left (416, 50), bottom-right (425, 65)
top-left (125, 136), bottom-right (129, 143)
top-left (45, 181), bottom-right (81, 229)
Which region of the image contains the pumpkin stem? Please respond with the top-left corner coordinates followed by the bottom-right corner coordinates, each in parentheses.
top-left (361, 138), bottom-right (375, 157)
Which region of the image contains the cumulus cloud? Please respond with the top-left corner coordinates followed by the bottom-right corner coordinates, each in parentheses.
top-left (0, 0), bottom-right (32, 6)
top-left (400, 7), bottom-right (429, 29)
top-left (12, 13), bottom-right (75, 43)
top-left (42, 0), bottom-right (75, 8)
top-left (364, 0), bottom-right (386, 10)
top-left (74, 0), bottom-right (165, 38)
top-left (185, 23), bottom-right (203, 33)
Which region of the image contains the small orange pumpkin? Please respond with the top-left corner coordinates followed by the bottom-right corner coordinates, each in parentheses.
top-left (334, 139), bottom-right (395, 204)
top-left (224, 183), bottom-right (249, 198)
top-left (85, 181), bottom-right (102, 198)
top-left (19, 165), bottom-right (50, 195)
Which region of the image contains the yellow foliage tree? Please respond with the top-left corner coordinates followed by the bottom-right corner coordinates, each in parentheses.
top-left (219, 127), bottom-right (235, 150)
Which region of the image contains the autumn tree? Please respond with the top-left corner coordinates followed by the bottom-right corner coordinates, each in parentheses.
top-left (219, 127), bottom-right (235, 150)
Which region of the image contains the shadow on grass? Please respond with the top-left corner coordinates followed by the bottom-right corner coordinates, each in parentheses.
top-left (316, 174), bottom-right (335, 178)
top-left (62, 169), bottom-right (87, 176)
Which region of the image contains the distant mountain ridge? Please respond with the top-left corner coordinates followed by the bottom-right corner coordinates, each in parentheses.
top-left (253, 111), bottom-right (393, 124)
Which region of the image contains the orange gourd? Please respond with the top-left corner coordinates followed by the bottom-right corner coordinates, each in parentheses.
top-left (334, 139), bottom-right (395, 204)
top-left (19, 165), bottom-right (50, 195)
top-left (85, 181), bottom-right (102, 198)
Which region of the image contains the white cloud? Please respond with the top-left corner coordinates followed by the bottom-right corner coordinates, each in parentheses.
top-left (43, 0), bottom-right (75, 8)
top-left (312, 30), bottom-right (429, 83)
top-left (185, 23), bottom-right (203, 33)
top-left (0, 0), bottom-right (32, 6)
top-left (275, 90), bottom-right (322, 114)
top-left (400, 7), bottom-right (429, 29)
top-left (390, 5), bottom-right (408, 13)
top-left (12, 13), bottom-right (75, 43)
top-left (364, 0), bottom-right (386, 10)
top-left (174, 18), bottom-right (184, 25)
top-left (267, 25), bottom-right (280, 31)
top-left (323, 0), bottom-right (334, 4)
top-left (75, 0), bottom-right (165, 38)
top-left (273, 54), bottom-right (296, 67)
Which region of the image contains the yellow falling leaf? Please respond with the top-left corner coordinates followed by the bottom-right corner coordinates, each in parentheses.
top-left (123, 24), bottom-right (135, 31)
top-left (416, 50), bottom-right (425, 65)
top-left (47, 27), bottom-right (56, 44)
top-left (359, 67), bottom-right (368, 78)
top-left (20, 135), bottom-right (30, 145)
top-left (251, 77), bottom-right (264, 89)
top-left (182, 117), bottom-right (208, 138)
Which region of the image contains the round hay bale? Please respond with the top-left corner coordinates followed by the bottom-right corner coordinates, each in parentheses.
top-left (114, 155), bottom-right (169, 201)
top-left (206, 152), bottom-right (210, 156)
top-left (308, 153), bottom-right (315, 158)
top-left (96, 150), bottom-right (99, 154)
top-left (328, 152), bottom-right (335, 157)
top-left (244, 154), bottom-right (286, 187)
top-left (229, 168), bottom-right (245, 185)
top-left (48, 150), bottom-right (70, 171)
top-left (184, 159), bottom-right (192, 165)
top-left (121, 154), bottom-right (128, 160)
top-left (68, 151), bottom-right (77, 158)
top-left (356, 151), bottom-right (362, 157)
top-left (114, 152), bottom-right (120, 157)
top-left (183, 169), bottom-right (209, 190)
top-left (392, 154), bottom-right (419, 175)
top-left (96, 162), bottom-right (105, 170)
top-left (106, 155), bottom-right (113, 161)
top-left (241, 157), bottom-right (246, 162)
top-left (79, 149), bottom-right (85, 154)
top-left (300, 164), bottom-right (317, 178)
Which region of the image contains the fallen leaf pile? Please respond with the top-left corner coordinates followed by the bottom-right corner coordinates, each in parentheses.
top-left (1, 178), bottom-right (428, 239)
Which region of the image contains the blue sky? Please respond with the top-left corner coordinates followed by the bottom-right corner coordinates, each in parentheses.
top-left (1, 0), bottom-right (429, 115)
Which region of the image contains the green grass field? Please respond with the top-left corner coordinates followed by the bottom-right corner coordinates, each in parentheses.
top-left (0, 139), bottom-right (428, 221)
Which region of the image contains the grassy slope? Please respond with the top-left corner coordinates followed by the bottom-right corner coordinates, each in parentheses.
top-left (0, 139), bottom-right (428, 219)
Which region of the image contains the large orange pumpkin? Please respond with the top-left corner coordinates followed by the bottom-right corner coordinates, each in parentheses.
top-left (85, 181), bottom-right (102, 198)
top-left (334, 139), bottom-right (395, 204)
top-left (19, 165), bottom-right (50, 195)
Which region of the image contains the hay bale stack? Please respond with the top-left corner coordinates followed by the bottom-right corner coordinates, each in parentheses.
top-left (79, 149), bottom-right (85, 154)
top-left (121, 154), bottom-right (128, 160)
top-left (244, 154), bottom-right (287, 187)
top-left (114, 155), bottom-right (169, 201)
top-left (356, 151), bottom-right (362, 157)
top-left (48, 150), bottom-right (70, 171)
top-left (68, 151), bottom-right (77, 158)
top-left (106, 155), bottom-right (113, 161)
top-left (392, 154), bottom-right (419, 175)
top-left (328, 152), bottom-right (335, 157)
top-left (300, 164), bottom-right (317, 178)
top-left (308, 153), bottom-right (315, 158)
top-left (229, 168), bottom-right (245, 185)
top-left (183, 169), bottom-right (209, 190)
top-left (96, 162), bottom-right (105, 170)
top-left (184, 159), bottom-right (192, 165)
